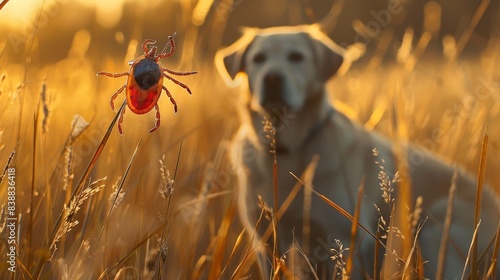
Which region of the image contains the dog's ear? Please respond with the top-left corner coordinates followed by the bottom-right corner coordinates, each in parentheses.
top-left (215, 28), bottom-right (257, 84)
top-left (308, 27), bottom-right (345, 81)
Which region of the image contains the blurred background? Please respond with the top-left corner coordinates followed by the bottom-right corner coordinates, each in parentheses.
top-left (1, 0), bottom-right (499, 64)
top-left (0, 0), bottom-right (499, 279)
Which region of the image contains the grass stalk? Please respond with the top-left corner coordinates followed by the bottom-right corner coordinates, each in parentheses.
top-left (436, 170), bottom-right (458, 280)
top-left (97, 224), bottom-right (167, 280)
top-left (259, 155), bottom-right (320, 246)
top-left (472, 132), bottom-right (489, 279)
top-left (220, 228), bottom-right (246, 278)
top-left (29, 100), bottom-right (40, 271)
top-left (485, 223), bottom-right (500, 279)
top-left (374, 229), bottom-right (381, 280)
top-left (273, 158), bottom-right (278, 235)
top-left (290, 172), bottom-right (423, 277)
top-left (462, 221), bottom-right (482, 280)
top-left (231, 208), bottom-right (266, 279)
top-left (346, 176), bottom-right (364, 277)
top-left (92, 138), bottom-right (142, 252)
top-left (0, 0), bottom-right (10, 10)
top-left (0, 147), bottom-right (16, 186)
top-left (453, 0), bottom-right (490, 61)
top-left (207, 196), bottom-right (237, 279)
top-left (33, 99), bottom-right (126, 279)
top-left (155, 140), bottom-right (183, 278)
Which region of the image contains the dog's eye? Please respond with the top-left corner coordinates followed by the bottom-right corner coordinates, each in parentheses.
top-left (288, 51), bottom-right (304, 62)
top-left (253, 53), bottom-right (266, 63)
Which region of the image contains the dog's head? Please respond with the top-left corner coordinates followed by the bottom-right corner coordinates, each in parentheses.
top-left (216, 25), bottom-right (344, 114)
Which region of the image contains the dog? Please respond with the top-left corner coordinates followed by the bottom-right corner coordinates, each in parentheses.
top-left (216, 25), bottom-right (500, 279)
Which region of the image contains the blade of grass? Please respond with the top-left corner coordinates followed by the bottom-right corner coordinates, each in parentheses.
top-left (17, 0), bottom-right (45, 141)
top-left (160, 140), bottom-right (184, 241)
top-left (404, 31), bottom-right (432, 71)
top-left (364, 97), bottom-right (388, 131)
top-left (271, 211), bottom-right (279, 279)
top-left (260, 155), bottom-right (320, 244)
top-left (193, 255), bottom-right (209, 279)
top-left (453, 0), bottom-right (490, 61)
top-left (269, 122), bottom-right (279, 272)
top-left (33, 99), bottom-right (126, 279)
top-left (302, 154), bottom-right (319, 258)
top-left (285, 235), bottom-right (320, 280)
top-left (289, 172), bottom-right (424, 277)
top-left (230, 241), bottom-right (264, 280)
top-left (485, 223), bottom-right (500, 279)
top-left (0, 0), bottom-right (10, 10)
top-left (94, 138), bottom-right (142, 250)
top-left (0, 146), bottom-right (16, 186)
top-left (346, 176), bottom-right (364, 277)
top-left (402, 218), bottom-right (427, 278)
top-left (175, 191), bottom-right (232, 214)
top-left (414, 242), bottom-right (425, 278)
top-left (97, 224), bottom-right (166, 280)
top-left (461, 220), bottom-right (482, 280)
top-left (436, 170), bottom-right (458, 280)
top-left (272, 159), bottom-right (279, 272)
top-left (219, 228), bottom-right (246, 279)
top-left (393, 75), bottom-right (413, 271)
top-left (234, 155), bottom-right (311, 280)
top-left (368, 28), bottom-right (393, 70)
top-left (381, 204), bottom-right (399, 278)
top-left (373, 228), bottom-right (381, 280)
top-left (290, 172), bottom-right (374, 239)
top-left (156, 140), bottom-right (183, 278)
top-left (87, 138), bottom-right (142, 278)
top-left (472, 132), bottom-right (488, 279)
top-left (48, 113), bottom-right (94, 188)
top-left (231, 207), bottom-right (266, 279)
top-left (207, 196), bottom-right (237, 279)
top-left (29, 99), bottom-right (40, 270)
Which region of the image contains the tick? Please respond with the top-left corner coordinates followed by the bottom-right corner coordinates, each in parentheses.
top-left (97, 33), bottom-right (197, 135)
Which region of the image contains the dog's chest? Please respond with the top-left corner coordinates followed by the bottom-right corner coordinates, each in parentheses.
top-left (240, 134), bottom-right (368, 218)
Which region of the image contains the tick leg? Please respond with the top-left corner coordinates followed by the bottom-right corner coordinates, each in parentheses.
top-left (149, 104), bottom-right (161, 133)
top-left (158, 34), bottom-right (176, 59)
top-left (97, 71), bottom-right (129, 78)
top-left (110, 85), bottom-right (126, 111)
top-left (163, 68), bottom-right (197, 76)
top-left (162, 85), bottom-right (178, 113)
top-left (163, 73), bottom-right (193, 95)
top-left (142, 39), bottom-right (156, 54)
top-left (118, 106), bottom-right (126, 136)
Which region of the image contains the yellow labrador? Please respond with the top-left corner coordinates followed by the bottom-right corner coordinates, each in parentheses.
top-left (216, 25), bottom-right (500, 279)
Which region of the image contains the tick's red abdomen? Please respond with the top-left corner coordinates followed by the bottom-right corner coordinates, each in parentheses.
top-left (97, 34), bottom-right (196, 135)
top-left (126, 56), bottom-right (164, 114)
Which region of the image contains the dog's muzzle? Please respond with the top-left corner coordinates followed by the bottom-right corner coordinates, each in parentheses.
top-left (261, 72), bottom-right (286, 109)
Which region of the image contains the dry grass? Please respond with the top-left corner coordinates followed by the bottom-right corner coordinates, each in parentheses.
top-left (0, 0), bottom-right (499, 279)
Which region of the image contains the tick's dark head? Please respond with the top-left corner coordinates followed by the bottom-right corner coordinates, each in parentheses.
top-left (132, 58), bottom-right (162, 90)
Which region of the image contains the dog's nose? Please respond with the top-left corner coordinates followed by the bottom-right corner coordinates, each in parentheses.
top-left (263, 72), bottom-right (283, 93)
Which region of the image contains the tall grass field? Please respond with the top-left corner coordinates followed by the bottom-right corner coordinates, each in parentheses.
top-left (0, 0), bottom-right (499, 279)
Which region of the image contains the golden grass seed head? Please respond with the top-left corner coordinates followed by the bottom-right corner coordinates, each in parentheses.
top-left (108, 176), bottom-right (125, 210)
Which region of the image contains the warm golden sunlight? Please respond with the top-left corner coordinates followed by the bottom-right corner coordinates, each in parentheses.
top-left (0, 0), bottom-right (39, 28)
top-left (0, 0), bottom-right (499, 279)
